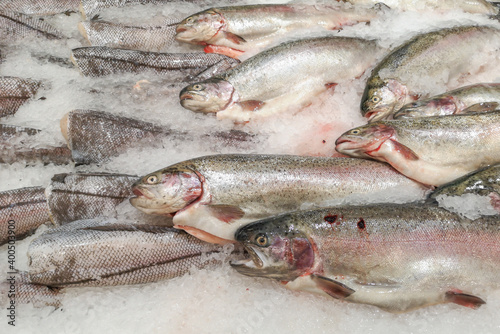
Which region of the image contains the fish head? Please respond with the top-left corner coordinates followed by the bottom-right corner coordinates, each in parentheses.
top-left (130, 167), bottom-right (203, 215)
top-left (231, 217), bottom-right (315, 281)
top-left (361, 78), bottom-right (407, 122)
top-left (335, 123), bottom-right (395, 158)
top-left (175, 9), bottom-right (225, 44)
top-left (179, 78), bottom-right (235, 113)
top-left (394, 97), bottom-right (456, 119)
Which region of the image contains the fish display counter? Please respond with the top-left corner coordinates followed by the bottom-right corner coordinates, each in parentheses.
top-left (1, 0), bottom-right (500, 333)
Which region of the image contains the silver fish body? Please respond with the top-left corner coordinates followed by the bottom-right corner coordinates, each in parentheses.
top-left (79, 19), bottom-right (178, 52)
top-left (0, 272), bottom-right (62, 308)
top-left (180, 36), bottom-right (383, 121)
top-left (0, 0), bottom-right (80, 15)
top-left (45, 172), bottom-right (138, 225)
top-left (0, 10), bottom-right (64, 40)
top-left (27, 219), bottom-right (224, 287)
top-left (176, 4), bottom-right (377, 56)
top-left (130, 155), bottom-right (430, 243)
top-left (70, 47), bottom-right (239, 78)
top-left (361, 26), bottom-right (500, 122)
top-left (395, 83), bottom-right (500, 118)
top-left (336, 111), bottom-right (500, 186)
top-left (0, 77), bottom-right (41, 118)
top-left (232, 204), bottom-right (500, 312)
top-left (0, 186), bottom-right (50, 245)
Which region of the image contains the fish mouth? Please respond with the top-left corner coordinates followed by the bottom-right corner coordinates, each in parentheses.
top-left (335, 137), bottom-right (350, 145)
top-left (230, 245), bottom-right (264, 275)
top-left (176, 26), bottom-right (188, 33)
top-left (180, 93), bottom-right (194, 101)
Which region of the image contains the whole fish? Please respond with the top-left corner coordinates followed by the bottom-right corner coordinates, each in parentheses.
top-left (27, 219), bottom-right (225, 287)
top-left (0, 77), bottom-right (41, 118)
top-left (361, 26), bottom-right (500, 122)
top-left (394, 83), bottom-right (500, 118)
top-left (0, 0), bottom-right (80, 15)
top-left (71, 47), bottom-right (239, 78)
top-left (79, 18), bottom-right (179, 52)
top-left (0, 124), bottom-right (73, 165)
top-left (180, 36), bottom-right (383, 122)
top-left (45, 172), bottom-right (138, 225)
top-left (0, 10), bottom-right (64, 40)
top-left (344, 0), bottom-right (499, 14)
top-left (231, 204), bottom-right (500, 312)
top-left (175, 4), bottom-right (378, 58)
top-left (0, 186), bottom-right (50, 245)
top-left (335, 111), bottom-right (500, 186)
top-left (130, 154), bottom-right (430, 244)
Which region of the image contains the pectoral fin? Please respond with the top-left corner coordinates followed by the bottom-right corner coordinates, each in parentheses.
top-left (389, 139), bottom-right (419, 161)
top-left (223, 31), bottom-right (246, 45)
top-left (238, 100), bottom-right (265, 112)
top-left (207, 204), bottom-right (245, 223)
top-left (445, 291), bottom-right (486, 309)
top-left (311, 274), bottom-right (355, 299)
top-left (203, 45), bottom-right (244, 59)
top-left (174, 225), bottom-right (234, 245)
top-left (462, 102), bottom-right (499, 113)
top-left (325, 83), bottom-right (338, 91)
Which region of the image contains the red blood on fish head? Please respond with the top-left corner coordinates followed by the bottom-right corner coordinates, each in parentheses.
top-left (394, 96), bottom-right (456, 119)
top-left (231, 218), bottom-right (315, 281)
top-left (180, 79), bottom-right (236, 113)
top-left (129, 167), bottom-right (203, 216)
top-left (335, 123), bottom-right (395, 158)
top-left (175, 9), bottom-right (225, 45)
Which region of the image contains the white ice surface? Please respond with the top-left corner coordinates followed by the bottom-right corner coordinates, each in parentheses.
top-left (1, 2), bottom-right (500, 333)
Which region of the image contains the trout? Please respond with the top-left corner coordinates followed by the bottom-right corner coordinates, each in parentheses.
top-left (180, 36), bottom-right (383, 122)
top-left (394, 83), bottom-right (500, 118)
top-left (361, 26), bottom-right (500, 122)
top-left (0, 10), bottom-right (64, 40)
top-left (335, 111), bottom-right (500, 186)
top-left (232, 204), bottom-right (500, 312)
top-left (176, 4), bottom-right (378, 58)
top-left (0, 0), bottom-right (80, 15)
top-left (130, 155), bottom-right (430, 244)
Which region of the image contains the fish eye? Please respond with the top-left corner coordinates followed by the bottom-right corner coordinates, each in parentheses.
top-left (185, 17), bottom-right (193, 23)
top-left (192, 84), bottom-right (202, 91)
top-left (371, 96), bottom-right (380, 103)
top-left (146, 175), bottom-right (158, 184)
top-left (350, 129), bottom-right (361, 135)
top-left (255, 234), bottom-right (269, 247)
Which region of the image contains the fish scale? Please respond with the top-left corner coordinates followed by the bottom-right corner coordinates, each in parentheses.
top-left (0, 77), bottom-right (41, 118)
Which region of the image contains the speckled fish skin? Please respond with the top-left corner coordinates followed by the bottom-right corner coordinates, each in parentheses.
top-left (335, 111), bottom-right (500, 186)
top-left (0, 0), bottom-right (80, 15)
top-left (61, 110), bottom-right (182, 165)
top-left (0, 77), bottom-right (41, 118)
top-left (430, 164), bottom-right (500, 214)
top-left (70, 46), bottom-right (239, 78)
top-left (232, 204), bottom-right (500, 312)
top-left (0, 187), bottom-right (50, 245)
top-left (0, 10), bottom-right (64, 40)
top-left (27, 219), bottom-right (224, 287)
top-left (45, 173), bottom-right (138, 225)
top-left (180, 36), bottom-right (383, 122)
top-left (130, 155), bottom-right (430, 243)
top-left (175, 4), bottom-right (377, 55)
top-left (0, 124), bottom-right (72, 165)
top-left (394, 83), bottom-right (500, 118)
top-left (79, 18), bottom-right (179, 52)
top-left (345, 0), bottom-right (499, 14)
top-left (361, 26), bottom-right (500, 122)
top-left (0, 272), bottom-right (62, 308)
